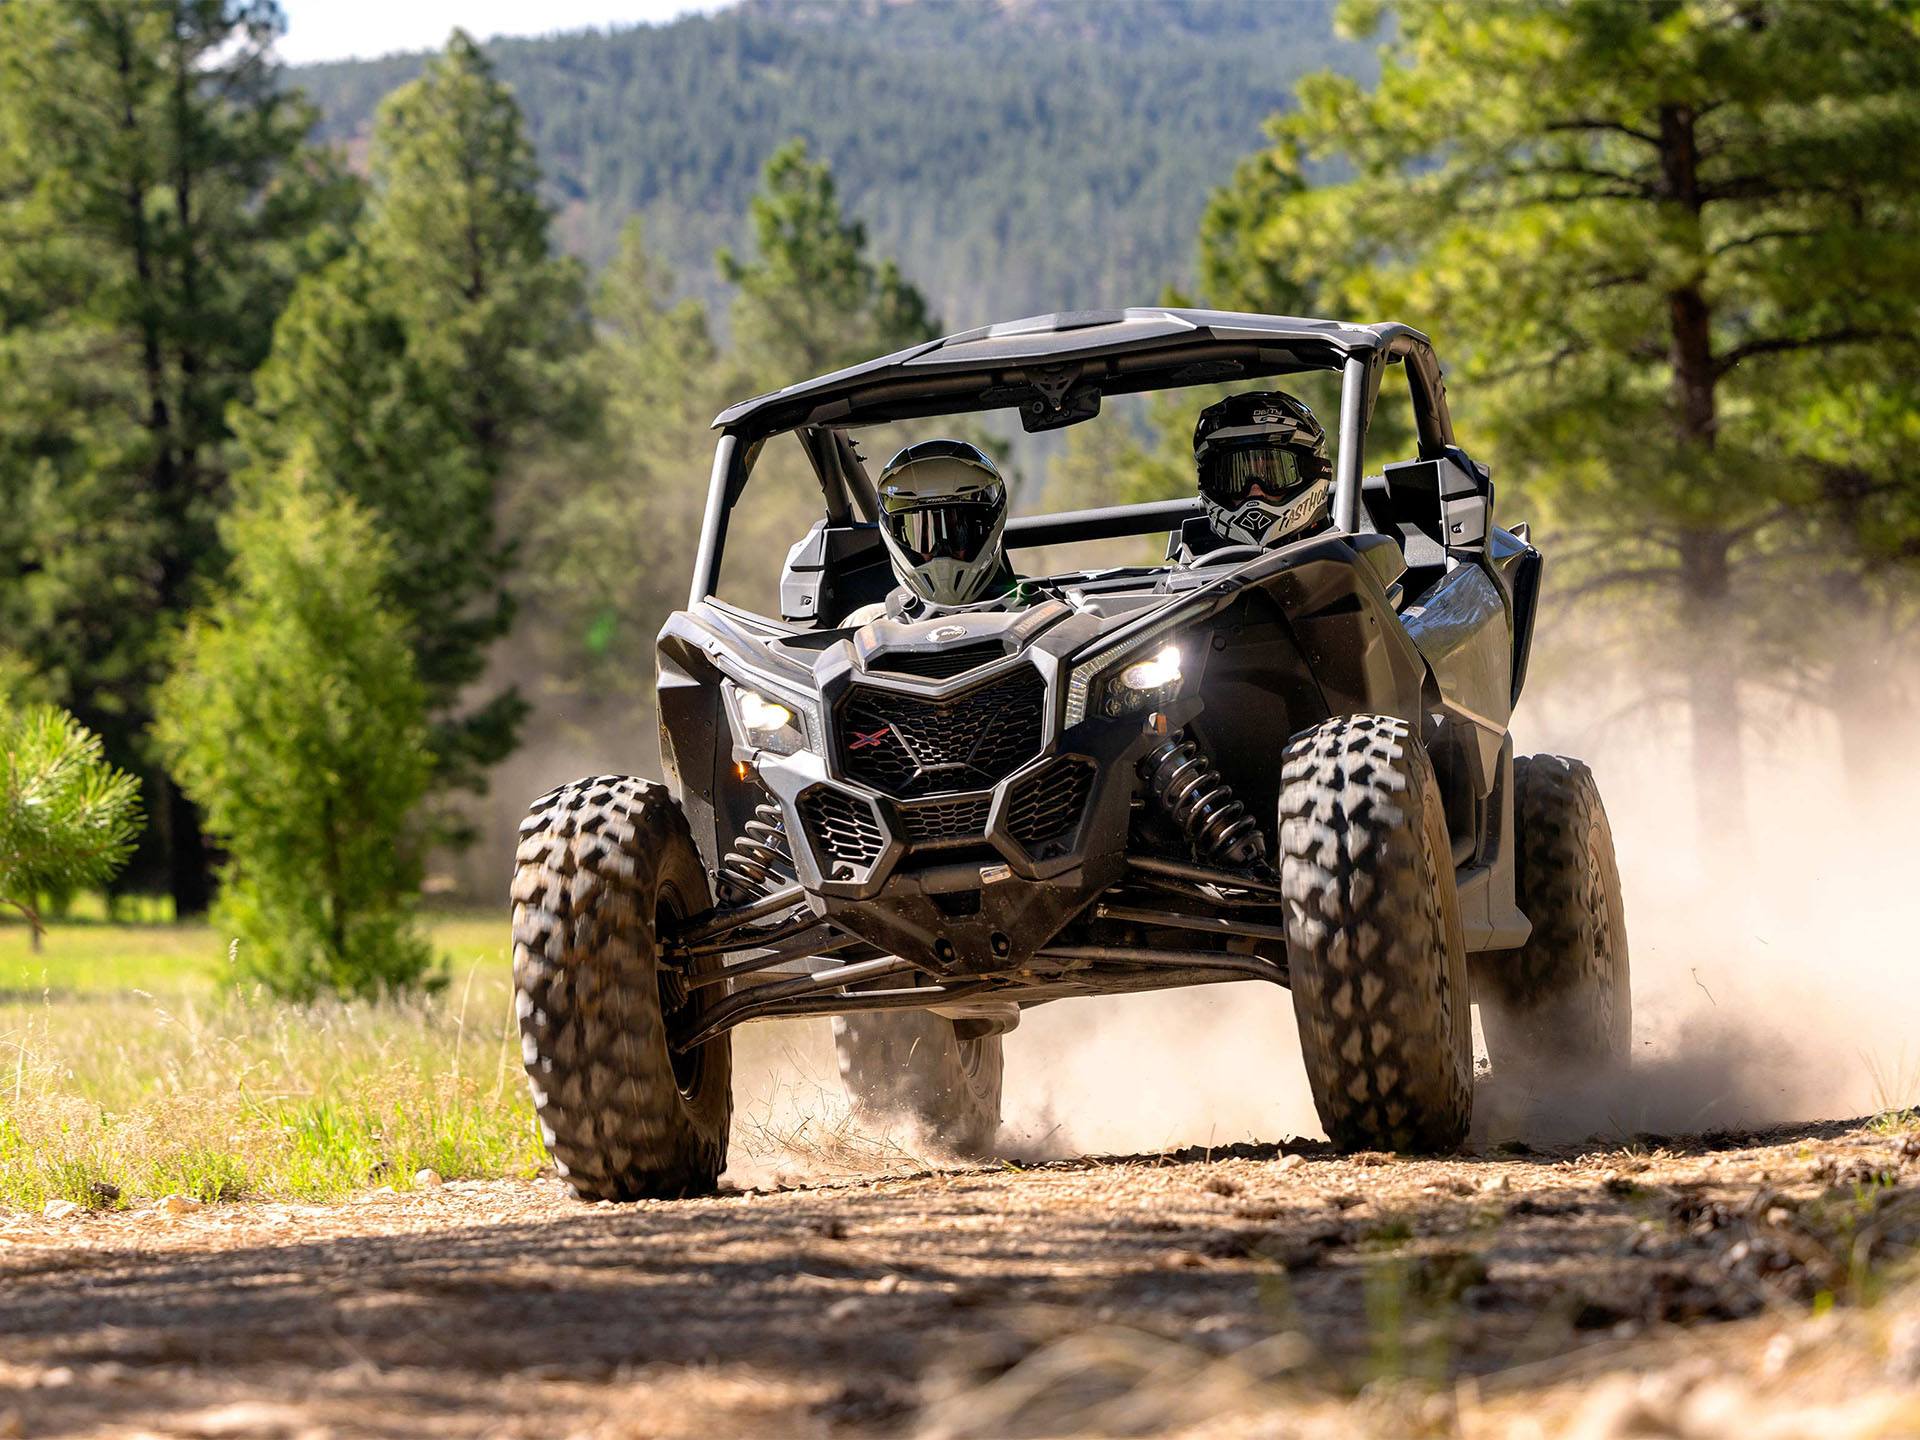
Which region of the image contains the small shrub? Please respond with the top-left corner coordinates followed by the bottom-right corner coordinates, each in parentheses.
top-left (0, 703), bottom-right (142, 949)
top-left (156, 451), bottom-right (437, 999)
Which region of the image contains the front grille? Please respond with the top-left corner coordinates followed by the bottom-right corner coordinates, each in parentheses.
top-left (838, 666), bottom-right (1046, 798)
top-left (1007, 757), bottom-right (1096, 851)
top-left (797, 787), bottom-right (886, 872)
top-left (899, 794), bottom-right (994, 843)
top-left (867, 641), bottom-right (1006, 680)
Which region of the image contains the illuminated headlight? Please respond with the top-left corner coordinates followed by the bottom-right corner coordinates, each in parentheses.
top-left (1065, 637), bottom-right (1191, 724)
top-left (733, 687), bottom-right (808, 756)
top-left (1119, 644), bottom-right (1182, 693)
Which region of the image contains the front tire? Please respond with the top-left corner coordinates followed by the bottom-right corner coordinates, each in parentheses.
top-left (833, 1011), bottom-right (1003, 1155)
top-left (1477, 755), bottom-right (1631, 1078)
top-left (1278, 715), bottom-right (1472, 1152)
top-left (511, 775), bottom-right (732, 1199)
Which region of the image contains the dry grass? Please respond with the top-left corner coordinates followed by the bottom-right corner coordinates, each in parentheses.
top-left (0, 911), bottom-right (869, 1211)
top-left (0, 912), bottom-right (546, 1209)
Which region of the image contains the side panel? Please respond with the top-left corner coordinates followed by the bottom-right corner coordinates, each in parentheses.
top-left (1488, 526), bottom-right (1544, 707)
top-left (1191, 541), bottom-right (1431, 838)
top-left (1401, 563), bottom-right (1511, 776)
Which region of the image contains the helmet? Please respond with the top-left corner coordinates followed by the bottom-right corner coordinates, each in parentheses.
top-left (875, 439), bottom-right (1009, 607)
top-left (1192, 391), bottom-right (1333, 548)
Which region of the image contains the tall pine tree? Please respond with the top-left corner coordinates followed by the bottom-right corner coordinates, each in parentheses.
top-left (517, 220), bottom-right (721, 705)
top-left (0, 0), bottom-right (353, 910)
top-left (239, 31), bottom-right (591, 799)
top-left (720, 138), bottom-right (938, 385)
top-left (1200, 0), bottom-right (1920, 838)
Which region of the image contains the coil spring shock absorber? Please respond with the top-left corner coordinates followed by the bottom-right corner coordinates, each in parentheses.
top-left (717, 800), bottom-right (795, 903)
top-left (1141, 735), bottom-right (1267, 868)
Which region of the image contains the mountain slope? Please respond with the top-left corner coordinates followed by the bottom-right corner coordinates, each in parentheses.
top-left (293, 0), bottom-right (1370, 326)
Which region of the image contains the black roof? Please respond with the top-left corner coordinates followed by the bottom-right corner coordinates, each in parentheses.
top-left (712, 307), bottom-right (1431, 435)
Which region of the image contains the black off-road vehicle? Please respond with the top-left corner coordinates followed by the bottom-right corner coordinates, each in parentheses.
top-left (511, 308), bottom-right (1630, 1199)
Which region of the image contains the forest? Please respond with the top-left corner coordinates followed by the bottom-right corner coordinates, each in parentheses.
top-left (293, 0), bottom-right (1370, 322)
top-left (4, 0), bottom-right (1918, 997)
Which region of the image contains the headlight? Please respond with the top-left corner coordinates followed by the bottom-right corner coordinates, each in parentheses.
top-left (1119, 644), bottom-right (1182, 693)
top-left (732, 686), bottom-right (808, 755)
top-left (1065, 636), bottom-right (1191, 724)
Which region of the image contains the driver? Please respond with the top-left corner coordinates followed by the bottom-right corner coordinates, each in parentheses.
top-left (1190, 391), bottom-right (1334, 553)
top-left (855, 438), bottom-right (1019, 621)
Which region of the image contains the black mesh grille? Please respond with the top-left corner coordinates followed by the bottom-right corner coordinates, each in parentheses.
top-left (866, 641), bottom-right (1006, 680)
top-left (899, 794), bottom-right (994, 843)
top-left (797, 787), bottom-right (885, 871)
top-left (838, 666), bottom-right (1046, 798)
top-left (1007, 758), bottom-right (1095, 849)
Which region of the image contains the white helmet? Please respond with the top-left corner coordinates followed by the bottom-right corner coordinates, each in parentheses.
top-left (875, 439), bottom-right (1009, 607)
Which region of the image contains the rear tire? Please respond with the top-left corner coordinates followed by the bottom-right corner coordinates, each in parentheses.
top-left (512, 775), bottom-right (732, 1200)
top-left (833, 1010), bottom-right (1003, 1155)
top-left (1278, 715), bottom-right (1472, 1152)
top-left (1478, 755), bottom-right (1631, 1077)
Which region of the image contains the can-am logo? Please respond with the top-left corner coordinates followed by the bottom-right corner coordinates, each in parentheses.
top-left (927, 624), bottom-right (969, 642)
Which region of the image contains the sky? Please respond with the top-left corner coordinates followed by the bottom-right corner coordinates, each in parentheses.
top-left (277, 0), bottom-right (728, 65)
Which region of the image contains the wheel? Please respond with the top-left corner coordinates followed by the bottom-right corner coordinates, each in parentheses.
top-left (1278, 714), bottom-right (1472, 1152)
top-left (1477, 755), bottom-right (1631, 1077)
top-left (511, 774), bottom-right (732, 1199)
top-left (832, 1010), bottom-right (1003, 1155)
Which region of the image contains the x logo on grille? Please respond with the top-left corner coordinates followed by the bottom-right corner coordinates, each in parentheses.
top-left (848, 725), bottom-right (893, 751)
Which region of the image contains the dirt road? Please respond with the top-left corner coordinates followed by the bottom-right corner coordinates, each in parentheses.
top-left (3, 1118), bottom-right (1917, 1439)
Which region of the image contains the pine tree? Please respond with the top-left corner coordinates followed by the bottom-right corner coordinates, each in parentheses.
top-left (518, 220), bottom-right (721, 702)
top-left (0, 0), bottom-right (353, 911)
top-left (1199, 0), bottom-right (1920, 837)
top-left (720, 139), bottom-right (939, 384)
top-left (155, 452), bottom-right (435, 999)
top-left (238, 30), bottom-right (592, 797)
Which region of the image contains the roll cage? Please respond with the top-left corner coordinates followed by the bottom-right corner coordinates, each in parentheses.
top-left (687, 308), bottom-right (1462, 612)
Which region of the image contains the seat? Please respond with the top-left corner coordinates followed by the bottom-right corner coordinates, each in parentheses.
top-left (778, 520), bottom-right (896, 627)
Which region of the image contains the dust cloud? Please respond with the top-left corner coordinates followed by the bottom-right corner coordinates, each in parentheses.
top-left (712, 672), bottom-right (1920, 1180)
top-left (756, 674), bottom-right (1919, 1172)
top-left (988, 673), bottom-right (1920, 1159)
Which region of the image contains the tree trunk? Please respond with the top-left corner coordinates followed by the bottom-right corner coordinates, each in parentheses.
top-left (1678, 530), bottom-right (1748, 845)
top-left (157, 775), bottom-right (214, 919)
top-left (1659, 100), bottom-right (1748, 849)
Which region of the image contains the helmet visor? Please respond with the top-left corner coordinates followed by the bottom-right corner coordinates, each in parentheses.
top-left (881, 491), bottom-right (1002, 566)
top-left (1198, 444), bottom-right (1310, 508)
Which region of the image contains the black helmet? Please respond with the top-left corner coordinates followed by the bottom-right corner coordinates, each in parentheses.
top-left (1192, 391), bottom-right (1332, 547)
top-left (875, 439), bottom-right (1008, 606)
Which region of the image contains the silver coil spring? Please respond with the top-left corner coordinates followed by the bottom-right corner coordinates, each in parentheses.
top-left (1141, 736), bottom-right (1267, 868)
top-left (718, 801), bottom-right (795, 902)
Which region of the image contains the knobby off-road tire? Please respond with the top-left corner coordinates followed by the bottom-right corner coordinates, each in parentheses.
top-left (1477, 755), bottom-right (1631, 1078)
top-left (833, 1011), bottom-right (1003, 1155)
top-left (1279, 714), bottom-right (1473, 1153)
top-left (512, 775), bottom-right (732, 1200)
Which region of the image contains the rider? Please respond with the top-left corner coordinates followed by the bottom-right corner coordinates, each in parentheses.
top-left (859, 438), bottom-right (1019, 620)
top-left (1188, 391), bottom-right (1335, 556)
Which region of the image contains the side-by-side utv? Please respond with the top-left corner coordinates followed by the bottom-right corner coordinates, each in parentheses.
top-left (510, 308), bottom-right (1630, 1199)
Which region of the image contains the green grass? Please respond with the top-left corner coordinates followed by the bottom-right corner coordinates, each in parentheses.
top-left (0, 910), bottom-right (548, 1210)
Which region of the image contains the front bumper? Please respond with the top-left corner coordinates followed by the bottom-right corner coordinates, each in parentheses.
top-left (747, 666), bottom-right (1188, 974)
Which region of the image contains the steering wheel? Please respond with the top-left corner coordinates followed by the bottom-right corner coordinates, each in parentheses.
top-left (1188, 543), bottom-right (1265, 568)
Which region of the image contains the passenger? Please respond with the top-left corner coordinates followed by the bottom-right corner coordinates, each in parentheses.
top-left (849, 439), bottom-right (1020, 623)
top-left (1189, 391), bottom-right (1336, 554)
